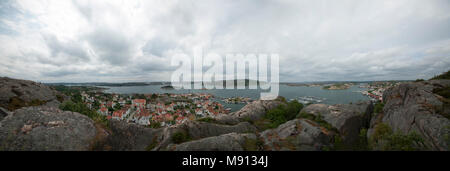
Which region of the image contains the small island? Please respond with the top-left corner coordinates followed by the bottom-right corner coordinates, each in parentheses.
top-left (161, 85), bottom-right (175, 90)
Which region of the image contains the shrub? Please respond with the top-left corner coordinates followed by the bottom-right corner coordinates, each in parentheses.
top-left (56, 94), bottom-right (64, 103)
top-left (382, 132), bottom-right (424, 151)
top-left (433, 86), bottom-right (450, 99)
top-left (333, 135), bottom-right (345, 150)
top-left (355, 128), bottom-right (370, 151)
top-left (59, 101), bottom-right (109, 128)
top-left (148, 121), bottom-right (161, 129)
top-left (171, 131), bottom-right (191, 144)
top-left (263, 100), bottom-right (304, 129)
top-left (265, 107), bottom-right (287, 128)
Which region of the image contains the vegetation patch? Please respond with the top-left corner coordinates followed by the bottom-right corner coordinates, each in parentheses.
top-left (262, 100), bottom-right (304, 129)
top-left (147, 121), bottom-right (162, 129)
top-left (252, 118), bottom-right (273, 131)
top-left (373, 102), bottom-right (385, 114)
top-left (430, 70), bottom-right (450, 80)
top-left (330, 128), bottom-right (370, 151)
top-left (56, 94), bottom-right (64, 103)
top-left (197, 117), bottom-right (217, 123)
top-left (59, 101), bottom-right (110, 129)
top-left (6, 97), bottom-right (47, 111)
top-left (146, 136), bottom-right (159, 151)
top-left (297, 112), bottom-right (338, 133)
top-left (171, 131), bottom-right (191, 144)
top-left (50, 85), bottom-right (105, 96)
top-left (242, 137), bottom-right (264, 151)
top-left (433, 86), bottom-right (450, 99)
top-left (432, 86), bottom-right (450, 119)
top-left (369, 123), bottom-right (425, 151)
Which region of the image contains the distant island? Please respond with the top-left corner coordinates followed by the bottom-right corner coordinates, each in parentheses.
top-left (44, 82), bottom-right (167, 87)
top-left (322, 83), bottom-right (353, 90)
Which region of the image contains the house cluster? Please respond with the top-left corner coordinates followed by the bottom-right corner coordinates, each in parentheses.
top-left (80, 92), bottom-right (228, 127)
top-left (222, 97), bottom-right (253, 104)
top-left (360, 81), bottom-right (401, 101)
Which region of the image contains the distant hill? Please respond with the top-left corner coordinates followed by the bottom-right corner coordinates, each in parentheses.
top-left (44, 82), bottom-right (168, 87)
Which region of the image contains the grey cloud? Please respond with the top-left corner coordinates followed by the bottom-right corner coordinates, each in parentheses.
top-left (41, 69), bottom-right (78, 77)
top-left (86, 28), bottom-right (133, 65)
top-left (0, 0), bottom-right (449, 82)
top-left (142, 37), bottom-right (176, 57)
top-left (42, 34), bottom-right (90, 62)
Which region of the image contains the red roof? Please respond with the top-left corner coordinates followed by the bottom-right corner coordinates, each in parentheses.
top-left (136, 108), bottom-right (150, 117)
top-left (133, 99), bottom-right (146, 104)
top-left (99, 107), bottom-right (108, 112)
top-left (113, 110), bottom-right (126, 118)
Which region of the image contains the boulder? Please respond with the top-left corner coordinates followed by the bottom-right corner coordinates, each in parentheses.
top-left (155, 120), bottom-right (257, 150)
top-left (166, 133), bottom-right (257, 151)
top-left (227, 97), bottom-right (285, 122)
top-left (0, 77), bottom-right (59, 111)
top-left (300, 101), bottom-right (373, 145)
top-left (0, 106), bottom-right (98, 151)
top-left (103, 120), bottom-right (162, 151)
top-left (374, 80), bottom-right (450, 150)
top-left (260, 119), bottom-right (333, 151)
top-left (212, 114), bottom-right (241, 125)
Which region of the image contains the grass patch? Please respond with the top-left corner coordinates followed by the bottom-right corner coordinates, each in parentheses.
top-left (241, 116), bottom-right (254, 124)
top-left (297, 112), bottom-right (338, 133)
top-left (5, 97), bottom-right (48, 111)
top-left (252, 118), bottom-right (273, 131)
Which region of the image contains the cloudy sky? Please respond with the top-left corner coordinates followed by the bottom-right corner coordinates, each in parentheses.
top-left (0, 0), bottom-right (449, 83)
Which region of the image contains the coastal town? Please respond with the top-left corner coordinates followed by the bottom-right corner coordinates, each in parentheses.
top-left (80, 91), bottom-right (230, 127)
top-left (63, 80), bottom-right (403, 128)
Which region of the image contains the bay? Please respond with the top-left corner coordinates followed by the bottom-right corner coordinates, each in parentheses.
top-left (101, 84), bottom-right (370, 112)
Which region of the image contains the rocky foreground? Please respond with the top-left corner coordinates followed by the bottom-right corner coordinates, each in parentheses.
top-left (0, 77), bottom-right (448, 151)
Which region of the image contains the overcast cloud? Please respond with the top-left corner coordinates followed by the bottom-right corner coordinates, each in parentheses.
top-left (0, 0), bottom-right (449, 83)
